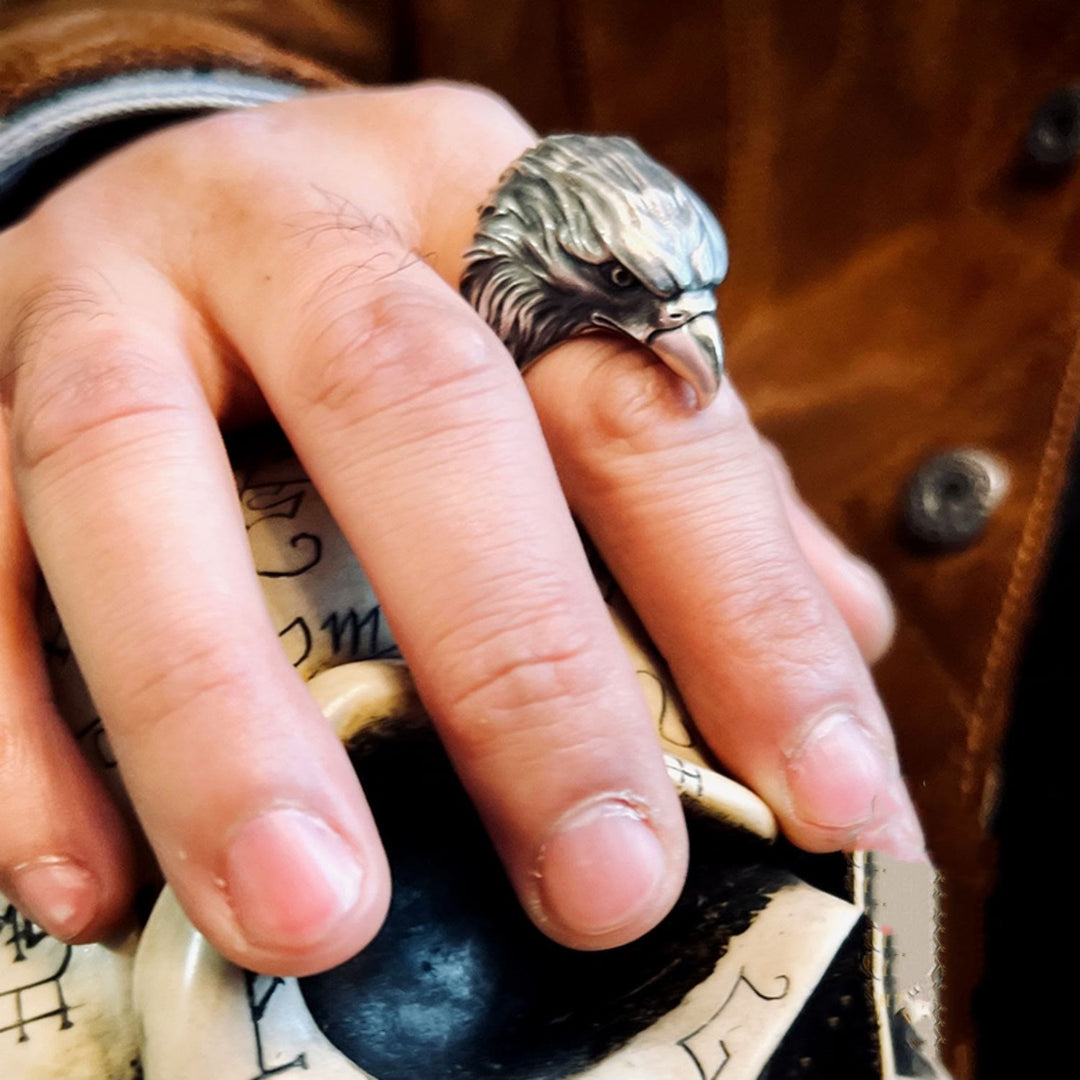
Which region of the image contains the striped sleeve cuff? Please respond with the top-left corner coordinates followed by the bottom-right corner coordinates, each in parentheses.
top-left (0, 68), bottom-right (305, 208)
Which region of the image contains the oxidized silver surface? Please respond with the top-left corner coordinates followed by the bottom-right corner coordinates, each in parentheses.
top-left (461, 134), bottom-right (729, 408)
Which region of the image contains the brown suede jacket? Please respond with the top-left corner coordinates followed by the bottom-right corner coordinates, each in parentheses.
top-left (2, 3), bottom-right (1078, 1077)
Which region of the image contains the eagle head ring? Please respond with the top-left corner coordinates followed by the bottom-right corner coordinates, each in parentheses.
top-left (461, 133), bottom-right (729, 409)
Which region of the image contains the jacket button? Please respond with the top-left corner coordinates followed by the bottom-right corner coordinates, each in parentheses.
top-left (1026, 86), bottom-right (1080, 167)
top-left (903, 450), bottom-right (1009, 549)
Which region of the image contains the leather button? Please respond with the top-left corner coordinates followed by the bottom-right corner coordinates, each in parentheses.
top-left (1026, 87), bottom-right (1080, 167)
top-left (903, 450), bottom-right (1009, 550)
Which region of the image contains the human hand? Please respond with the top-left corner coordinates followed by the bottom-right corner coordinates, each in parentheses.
top-left (0, 83), bottom-right (920, 977)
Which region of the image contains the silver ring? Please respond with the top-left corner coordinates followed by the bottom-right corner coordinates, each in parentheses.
top-left (461, 134), bottom-right (729, 408)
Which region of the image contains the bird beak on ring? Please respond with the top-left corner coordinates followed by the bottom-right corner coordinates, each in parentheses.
top-left (647, 314), bottom-right (724, 409)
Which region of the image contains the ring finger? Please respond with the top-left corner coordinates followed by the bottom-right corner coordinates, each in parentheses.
top-left (526, 341), bottom-right (924, 858)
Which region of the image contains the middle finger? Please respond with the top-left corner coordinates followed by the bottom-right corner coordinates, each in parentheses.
top-left (212, 193), bottom-right (689, 951)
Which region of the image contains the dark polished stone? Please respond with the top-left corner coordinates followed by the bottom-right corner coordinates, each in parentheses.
top-left (298, 716), bottom-right (851, 1080)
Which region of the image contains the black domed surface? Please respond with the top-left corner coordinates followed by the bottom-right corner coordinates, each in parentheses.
top-left (298, 718), bottom-right (845, 1080)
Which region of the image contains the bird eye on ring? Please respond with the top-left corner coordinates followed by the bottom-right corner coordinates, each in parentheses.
top-left (605, 263), bottom-right (636, 289)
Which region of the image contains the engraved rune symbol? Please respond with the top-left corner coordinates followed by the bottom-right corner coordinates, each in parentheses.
top-left (242, 480), bottom-right (323, 579)
top-left (244, 972), bottom-right (308, 1079)
top-left (1, 905), bottom-right (75, 1043)
top-left (677, 968), bottom-right (790, 1080)
top-left (665, 753), bottom-right (705, 798)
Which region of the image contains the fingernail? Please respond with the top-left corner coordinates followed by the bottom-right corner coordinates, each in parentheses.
top-left (13, 858), bottom-right (98, 941)
top-left (864, 819), bottom-right (928, 862)
top-left (858, 779), bottom-right (928, 862)
top-left (786, 712), bottom-right (891, 831)
top-left (225, 808), bottom-right (363, 949)
top-left (537, 797), bottom-right (668, 938)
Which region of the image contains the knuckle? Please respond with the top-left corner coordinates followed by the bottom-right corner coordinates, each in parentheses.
top-left (574, 347), bottom-right (752, 458)
top-left (408, 80), bottom-right (532, 145)
top-left (291, 282), bottom-right (502, 425)
top-left (108, 634), bottom-right (254, 743)
top-left (714, 546), bottom-right (843, 671)
top-left (282, 186), bottom-right (408, 266)
top-left (438, 645), bottom-right (604, 763)
top-left (590, 346), bottom-right (689, 447)
top-left (10, 330), bottom-right (184, 475)
top-left (5, 273), bottom-right (105, 372)
top-left (431, 587), bottom-right (606, 757)
top-left (179, 107), bottom-right (281, 180)
top-left (193, 105), bottom-right (270, 150)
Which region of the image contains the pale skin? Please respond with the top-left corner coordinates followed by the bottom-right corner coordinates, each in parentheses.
top-left (0, 83), bottom-right (922, 977)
